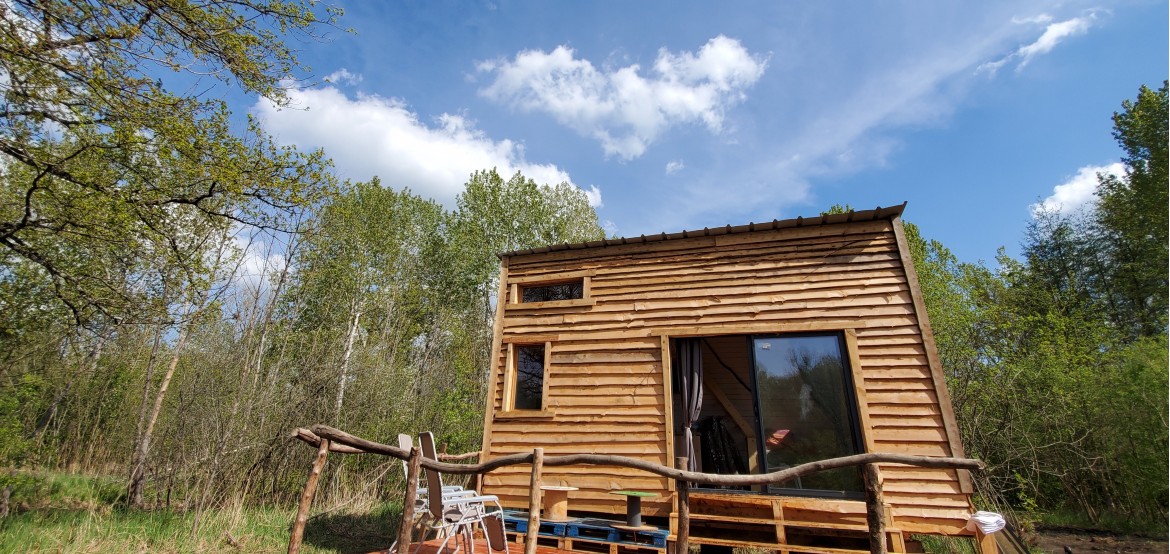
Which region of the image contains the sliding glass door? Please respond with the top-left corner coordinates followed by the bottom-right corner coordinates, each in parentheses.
top-left (751, 333), bottom-right (863, 497)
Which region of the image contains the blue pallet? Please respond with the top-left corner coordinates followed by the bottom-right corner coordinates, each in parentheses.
top-left (566, 518), bottom-right (620, 542)
top-left (503, 511), bottom-right (666, 549)
top-left (501, 511), bottom-right (567, 537)
top-left (566, 518), bottom-right (667, 549)
top-left (614, 528), bottom-right (668, 548)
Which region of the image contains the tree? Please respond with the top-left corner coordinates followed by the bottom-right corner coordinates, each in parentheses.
top-left (0, 0), bottom-right (338, 328)
top-left (1094, 81), bottom-right (1169, 337)
top-left (285, 180), bottom-right (444, 423)
top-left (449, 169), bottom-right (606, 303)
top-left (906, 208), bottom-right (1168, 527)
top-left (0, 0), bottom-right (342, 509)
top-left (127, 223), bottom-right (237, 507)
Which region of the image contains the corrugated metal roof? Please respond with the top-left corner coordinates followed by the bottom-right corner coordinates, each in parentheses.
top-left (501, 202), bottom-right (907, 258)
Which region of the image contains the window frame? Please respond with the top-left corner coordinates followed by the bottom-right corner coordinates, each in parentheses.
top-left (499, 341), bottom-right (554, 418)
top-left (660, 324), bottom-right (875, 498)
top-left (507, 270), bottom-right (595, 309)
top-left (748, 331), bottom-right (866, 499)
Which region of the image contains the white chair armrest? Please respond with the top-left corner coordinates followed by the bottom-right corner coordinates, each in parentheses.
top-left (440, 490), bottom-right (477, 499)
top-left (443, 494), bottom-right (500, 506)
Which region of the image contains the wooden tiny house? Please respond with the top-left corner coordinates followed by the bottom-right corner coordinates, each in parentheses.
top-left (478, 204), bottom-right (978, 551)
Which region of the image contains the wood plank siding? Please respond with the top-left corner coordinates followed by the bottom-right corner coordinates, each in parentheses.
top-left (479, 215), bottom-right (974, 536)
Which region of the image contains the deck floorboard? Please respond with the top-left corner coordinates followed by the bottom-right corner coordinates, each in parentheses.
top-left (369, 537), bottom-right (564, 554)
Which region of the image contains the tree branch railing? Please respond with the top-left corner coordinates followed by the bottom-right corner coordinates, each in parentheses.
top-left (288, 425), bottom-right (986, 554)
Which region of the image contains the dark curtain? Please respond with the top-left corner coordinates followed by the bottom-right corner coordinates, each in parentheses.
top-left (673, 338), bottom-right (703, 471)
top-left (699, 416), bottom-right (749, 481)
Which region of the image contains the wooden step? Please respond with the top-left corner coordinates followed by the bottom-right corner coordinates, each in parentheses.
top-left (689, 513), bottom-right (776, 524)
top-left (785, 520), bottom-right (902, 533)
top-left (565, 536), bottom-right (666, 554)
top-left (690, 536), bottom-right (877, 554)
top-left (689, 536), bottom-right (782, 549)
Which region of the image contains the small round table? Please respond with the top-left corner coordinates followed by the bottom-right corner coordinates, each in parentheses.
top-left (540, 485), bottom-right (578, 521)
top-left (608, 490), bottom-right (658, 530)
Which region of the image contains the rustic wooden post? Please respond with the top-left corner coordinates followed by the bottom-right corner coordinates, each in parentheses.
top-left (525, 447), bottom-right (544, 554)
top-left (975, 529), bottom-right (999, 554)
top-left (863, 463), bottom-right (887, 554)
top-left (289, 438), bottom-right (330, 554)
top-left (674, 456), bottom-right (690, 554)
top-left (397, 447), bottom-right (422, 554)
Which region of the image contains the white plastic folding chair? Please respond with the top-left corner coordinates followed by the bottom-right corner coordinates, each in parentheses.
top-left (399, 433), bottom-right (466, 505)
top-left (390, 433), bottom-right (476, 554)
top-left (417, 432), bottom-right (508, 554)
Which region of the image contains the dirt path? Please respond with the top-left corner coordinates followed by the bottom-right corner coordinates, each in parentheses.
top-left (1033, 528), bottom-right (1168, 554)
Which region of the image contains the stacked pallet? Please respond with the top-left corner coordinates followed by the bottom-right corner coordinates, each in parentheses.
top-left (502, 511), bottom-right (668, 554)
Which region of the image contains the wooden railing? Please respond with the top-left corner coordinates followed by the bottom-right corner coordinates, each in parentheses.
top-left (289, 425), bottom-right (986, 554)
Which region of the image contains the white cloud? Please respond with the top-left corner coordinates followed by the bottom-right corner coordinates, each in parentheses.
top-left (236, 242), bottom-right (282, 281)
top-left (979, 12), bottom-right (1100, 75)
top-left (478, 36), bottom-right (767, 159)
top-left (1031, 162), bottom-right (1124, 216)
top-left (252, 84), bottom-right (587, 206)
top-left (323, 68), bottom-right (362, 85)
top-left (1010, 14), bottom-right (1053, 25)
top-left (975, 58), bottom-right (1010, 76)
top-left (1017, 15), bottom-right (1096, 67)
top-left (633, 5), bottom-right (1066, 235)
top-left (600, 219), bottom-right (618, 237)
top-left (583, 185), bottom-right (603, 208)
top-left (665, 160), bottom-right (685, 175)
top-left (223, 228), bottom-right (291, 303)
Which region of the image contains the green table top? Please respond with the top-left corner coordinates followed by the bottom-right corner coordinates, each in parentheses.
top-left (609, 490), bottom-right (658, 497)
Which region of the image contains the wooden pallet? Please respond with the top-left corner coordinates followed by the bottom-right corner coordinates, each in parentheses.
top-left (503, 510), bottom-right (569, 537)
top-left (502, 511), bottom-right (667, 553)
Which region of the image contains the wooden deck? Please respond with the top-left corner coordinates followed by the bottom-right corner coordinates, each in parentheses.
top-left (390, 537), bottom-right (561, 554)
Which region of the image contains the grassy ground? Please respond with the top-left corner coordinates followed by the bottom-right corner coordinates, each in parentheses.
top-left (5, 472), bottom-right (1166, 554)
top-left (1036, 509), bottom-right (1167, 538)
top-left (0, 471), bottom-right (401, 554)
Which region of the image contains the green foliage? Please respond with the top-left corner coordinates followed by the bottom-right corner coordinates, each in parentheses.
top-left (904, 91), bottom-right (1170, 529)
top-left (0, 374), bottom-right (47, 464)
top-left (904, 83), bottom-right (1170, 532)
top-left (261, 169), bottom-right (606, 495)
top-left (821, 204), bottom-right (854, 215)
top-left (449, 169), bottom-right (606, 299)
top-left (0, 0), bottom-right (339, 328)
top-left (290, 179), bottom-right (443, 336)
top-left (915, 534), bottom-right (979, 554)
top-left (2, 471), bottom-right (125, 509)
top-left (1093, 81), bottom-right (1169, 337)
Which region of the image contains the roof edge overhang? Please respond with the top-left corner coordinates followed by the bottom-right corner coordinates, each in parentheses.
top-left (499, 202), bottom-right (907, 259)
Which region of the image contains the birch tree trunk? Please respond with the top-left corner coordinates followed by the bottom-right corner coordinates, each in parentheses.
top-left (334, 299), bottom-right (362, 423)
top-left (127, 310), bottom-right (197, 508)
top-left (127, 228), bottom-right (231, 508)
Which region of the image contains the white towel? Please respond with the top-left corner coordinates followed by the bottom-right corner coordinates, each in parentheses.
top-left (965, 511), bottom-right (1006, 534)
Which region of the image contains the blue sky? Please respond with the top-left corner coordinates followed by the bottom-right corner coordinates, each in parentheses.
top-left (246, 0), bottom-right (1167, 264)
